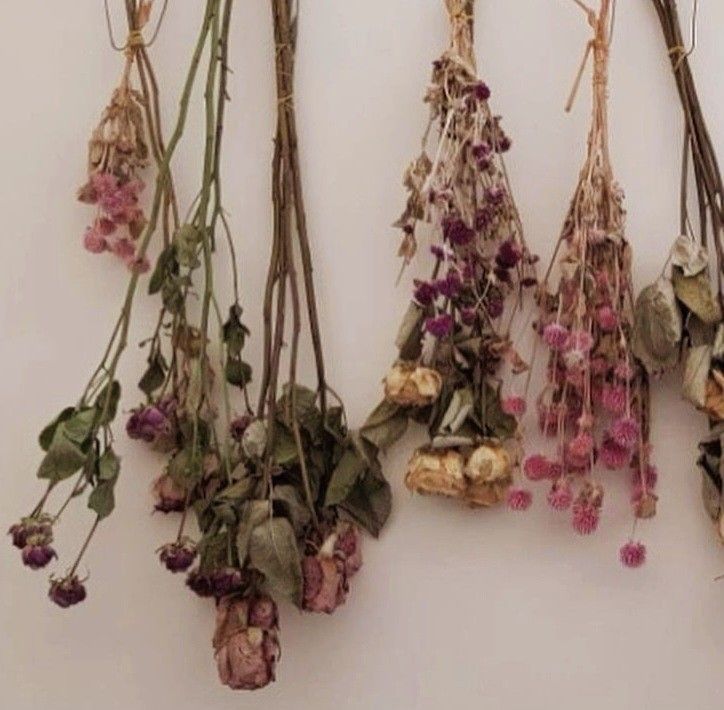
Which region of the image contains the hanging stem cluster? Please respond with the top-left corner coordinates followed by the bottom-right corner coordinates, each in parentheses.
top-left (642, 0), bottom-right (724, 542)
top-left (526, 0), bottom-right (655, 567)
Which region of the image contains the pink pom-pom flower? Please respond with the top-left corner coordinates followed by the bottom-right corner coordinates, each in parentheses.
top-left (619, 541), bottom-right (646, 568)
top-left (501, 395), bottom-right (527, 417)
top-left (507, 488), bottom-right (533, 511)
top-left (572, 502), bottom-right (600, 535)
top-left (595, 305), bottom-right (618, 332)
top-left (566, 330), bottom-right (594, 354)
top-left (543, 323), bottom-right (569, 351)
top-left (600, 436), bottom-right (631, 470)
top-left (523, 454), bottom-right (551, 481)
top-left (547, 479), bottom-right (573, 511)
top-left (600, 384), bottom-right (627, 415)
top-left (83, 226), bottom-right (107, 254)
top-left (610, 416), bottom-right (639, 449)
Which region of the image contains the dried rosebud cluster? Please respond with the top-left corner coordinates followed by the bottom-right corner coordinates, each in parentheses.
top-left (384, 362), bottom-right (442, 407)
top-left (213, 596), bottom-right (280, 691)
top-left (126, 397), bottom-right (177, 451)
top-left (301, 523), bottom-right (363, 614)
top-left (9, 515), bottom-right (56, 570)
top-left (78, 77), bottom-right (149, 271)
top-left (405, 444), bottom-right (513, 507)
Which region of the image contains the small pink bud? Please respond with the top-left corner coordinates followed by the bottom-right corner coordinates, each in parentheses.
top-left (83, 226), bottom-right (107, 254)
top-left (507, 488), bottom-right (532, 511)
top-left (619, 541), bottom-right (646, 568)
top-left (501, 395), bottom-right (526, 417)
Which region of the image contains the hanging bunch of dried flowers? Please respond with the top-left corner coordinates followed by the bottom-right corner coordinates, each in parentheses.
top-left (78, 1), bottom-right (176, 272)
top-left (359, 0), bottom-right (538, 510)
top-left (526, 0), bottom-right (654, 567)
top-left (634, 0), bottom-right (724, 540)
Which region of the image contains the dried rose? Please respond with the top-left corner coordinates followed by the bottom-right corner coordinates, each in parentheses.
top-left (48, 575), bottom-right (87, 608)
top-left (463, 443), bottom-right (513, 507)
top-left (213, 597), bottom-right (280, 691)
top-left (405, 448), bottom-right (466, 499)
top-left (152, 474), bottom-right (187, 513)
top-left (158, 540), bottom-right (197, 573)
top-left (301, 555), bottom-right (347, 614)
top-left (384, 361), bottom-right (443, 407)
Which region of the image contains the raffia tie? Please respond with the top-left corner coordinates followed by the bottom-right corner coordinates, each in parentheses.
top-left (445, 0), bottom-right (475, 70)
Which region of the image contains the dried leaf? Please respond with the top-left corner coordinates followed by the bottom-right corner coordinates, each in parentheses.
top-left (632, 277), bottom-right (683, 374)
top-left (671, 234), bottom-right (709, 277)
top-left (248, 517), bottom-right (303, 605)
top-left (682, 345), bottom-right (712, 408)
top-left (672, 267), bottom-right (721, 325)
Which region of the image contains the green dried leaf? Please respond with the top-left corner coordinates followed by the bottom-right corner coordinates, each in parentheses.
top-left (483, 383), bottom-right (517, 440)
top-left (148, 244), bottom-right (177, 295)
top-left (272, 426), bottom-right (298, 467)
top-left (248, 517), bottom-right (303, 605)
top-left (225, 358), bottom-right (253, 388)
top-left (672, 267), bottom-right (721, 325)
top-left (94, 381), bottom-right (121, 426)
top-left (174, 224), bottom-right (202, 268)
top-left (223, 304), bottom-right (250, 356)
top-left (360, 400), bottom-right (408, 452)
top-left (273, 485), bottom-right (312, 534)
top-left (242, 420), bottom-right (267, 459)
top-left (682, 345), bottom-right (712, 408)
top-left (236, 500), bottom-right (272, 564)
top-left (277, 384), bottom-right (321, 436)
top-left (37, 429), bottom-right (88, 482)
top-left (38, 407), bottom-right (76, 451)
top-left (167, 447), bottom-right (203, 486)
top-left (88, 448), bottom-right (120, 519)
top-left (139, 353), bottom-right (167, 397)
top-left (396, 303), bottom-right (424, 360)
top-left (324, 447), bottom-right (367, 507)
top-left (632, 277), bottom-right (683, 374)
top-left (63, 408), bottom-right (96, 444)
top-left (340, 468), bottom-right (392, 538)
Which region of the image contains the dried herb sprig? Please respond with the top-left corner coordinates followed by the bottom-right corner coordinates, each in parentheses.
top-left (362, 0), bottom-right (538, 510)
top-left (525, 0), bottom-right (654, 567)
top-left (9, 0), bottom-right (222, 606)
top-left (635, 0), bottom-right (724, 540)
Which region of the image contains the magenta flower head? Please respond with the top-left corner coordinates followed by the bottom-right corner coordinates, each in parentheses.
top-left (547, 478), bottom-right (573, 511)
top-left (442, 216), bottom-right (474, 246)
top-left (413, 279), bottom-right (438, 306)
top-left (472, 81), bottom-right (491, 101)
top-left (619, 541), bottom-right (646, 569)
top-left (487, 297), bottom-right (504, 319)
top-left (152, 474), bottom-right (187, 514)
top-left (22, 544), bottom-right (57, 570)
top-left (302, 555), bottom-right (347, 615)
top-left (8, 515), bottom-right (53, 550)
top-left (210, 567), bottom-right (245, 598)
top-left (507, 488), bottom-right (533, 511)
top-left (501, 395), bottom-right (527, 417)
top-left (600, 436), bottom-right (631, 470)
top-left (186, 569), bottom-right (215, 598)
top-left (572, 502), bottom-right (600, 535)
top-left (424, 314), bottom-right (453, 340)
top-left (496, 239), bottom-right (522, 270)
top-left (229, 415), bottom-right (252, 442)
top-left (83, 225), bottom-right (108, 254)
top-left (48, 575), bottom-right (87, 608)
top-left (523, 454), bottom-right (551, 481)
top-left (126, 401), bottom-right (175, 449)
top-left (158, 540), bottom-right (197, 573)
top-left (609, 416), bottom-right (640, 449)
top-left (542, 323), bottom-right (569, 351)
top-left (600, 384), bottom-right (627, 414)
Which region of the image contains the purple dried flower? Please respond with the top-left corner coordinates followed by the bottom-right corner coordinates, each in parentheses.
top-left (474, 208), bottom-right (492, 231)
top-left (22, 544), bottom-right (57, 570)
top-left (460, 307), bottom-right (477, 326)
top-left (48, 575), bottom-right (87, 608)
top-left (413, 279), bottom-right (438, 306)
top-left (495, 239), bottom-right (522, 269)
top-left (424, 314), bottom-right (454, 339)
top-left (229, 415), bottom-right (252, 442)
top-left (126, 400), bottom-right (175, 447)
top-left (159, 540), bottom-right (197, 573)
top-left (472, 81), bottom-right (491, 101)
top-left (486, 186), bottom-right (506, 205)
top-left (435, 271), bottom-right (462, 299)
top-left (211, 567), bottom-right (245, 597)
top-left (430, 245), bottom-right (446, 260)
top-left (186, 569), bottom-right (215, 598)
top-left (542, 323), bottom-right (569, 351)
top-left (248, 596), bottom-right (278, 630)
top-left (487, 298), bottom-right (504, 319)
top-left (442, 216), bottom-right (474, 246)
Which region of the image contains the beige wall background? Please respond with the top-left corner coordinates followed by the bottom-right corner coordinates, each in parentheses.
top-left (1, 1), bottom-right (723, 709)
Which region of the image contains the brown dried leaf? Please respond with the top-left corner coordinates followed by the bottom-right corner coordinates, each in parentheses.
top-left (672, 267), bottom-right (721, 325)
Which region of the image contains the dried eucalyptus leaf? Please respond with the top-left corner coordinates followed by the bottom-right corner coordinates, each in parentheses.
top-left (632, 277), bottom-right (683, 374)
top-left (339, 468), bottom-right (391, 538)
top-left (672, 267), bottom-right (721, 325)
top-left (37, 431), bottom-right (88, 482)
top-left (88, 448), bottom-right (120, 519)
top-left (360, 400), bottom-right (408, 452)
top-left (38, 407), bottom-right (76, 451)
top-left (671, 234), bottom-right (709, 277)
top-left (683, 345), bottom-right (712, 408)
top-left (248, 517), bottom-right (303, 605)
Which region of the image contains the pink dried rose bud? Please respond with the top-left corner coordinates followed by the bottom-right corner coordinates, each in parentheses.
top-left (152, 474), bottom-right (187, 513)
top-left (301, 554), bottom-right (347, 615)
top-left (501, 395), bottom-right (527, 417)
top-left (159, 540), bottom-right (196, 573)
top-left (507, 488), bottom-right (533, 511)
top-left (22, 544), bottom-right (57, 570)
top-left (48, 575), bottom-right (87, 608)
top-left (334, 523), bottom-right (363, 577)
top-left (619, 541), bottom-right (646, 568)
top-left (213, 597), bottom-right (280, 691)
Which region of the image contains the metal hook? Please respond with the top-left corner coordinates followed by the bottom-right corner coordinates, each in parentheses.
top-left (677, 0), bottom-right (700, 68)
top-left (104, 0), bottom-right (169, 53)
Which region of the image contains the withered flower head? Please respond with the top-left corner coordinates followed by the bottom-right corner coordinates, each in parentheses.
top-left (384, 361), bottom-right (443, 407)
top-left (152, 473), bottom-right (187, 514)
top-left (158, 539), bottom-right (197, 573)
top-left (301, 555), bottom-right (347, 615)
top-left (213, 596), bottom-right (280, 691)
top-left (48, 575), bottom-right (87, 609)
top-left (405, 448), bottom-right (466, 499)
top-left (463, 443), bottom-right (513, 507)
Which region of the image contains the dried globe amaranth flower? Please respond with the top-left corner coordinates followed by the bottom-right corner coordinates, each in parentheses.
top-left (384, 361), bottom-right (443, 407)
top-left (405, 448), bottom-right (466, 500)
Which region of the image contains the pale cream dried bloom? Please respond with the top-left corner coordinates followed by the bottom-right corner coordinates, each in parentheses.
top-left (405, 449), bottom-right (466, 499)
top-left (384, 361), bottom-right (443, 407)
top-left (463, 444), bottom-right (513, 508)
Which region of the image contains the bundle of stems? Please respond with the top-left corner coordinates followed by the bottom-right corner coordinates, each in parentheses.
top-left (363, 0), bottom-right (539, 511)
top-left (642, 0), bottom-right (724, 540)
top-left (526, 0), bottom-right (655, 568)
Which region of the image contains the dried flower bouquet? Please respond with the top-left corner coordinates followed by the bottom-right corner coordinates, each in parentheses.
top-left (362, 0), bottom-right (538, 510)
top-left (635, 0), bottom-right (724, 541)
top-left (525, 0), bottom-right (654, 567)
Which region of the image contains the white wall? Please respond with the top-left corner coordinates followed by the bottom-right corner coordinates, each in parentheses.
top-left (1, 2), bottom-right (723, 709)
